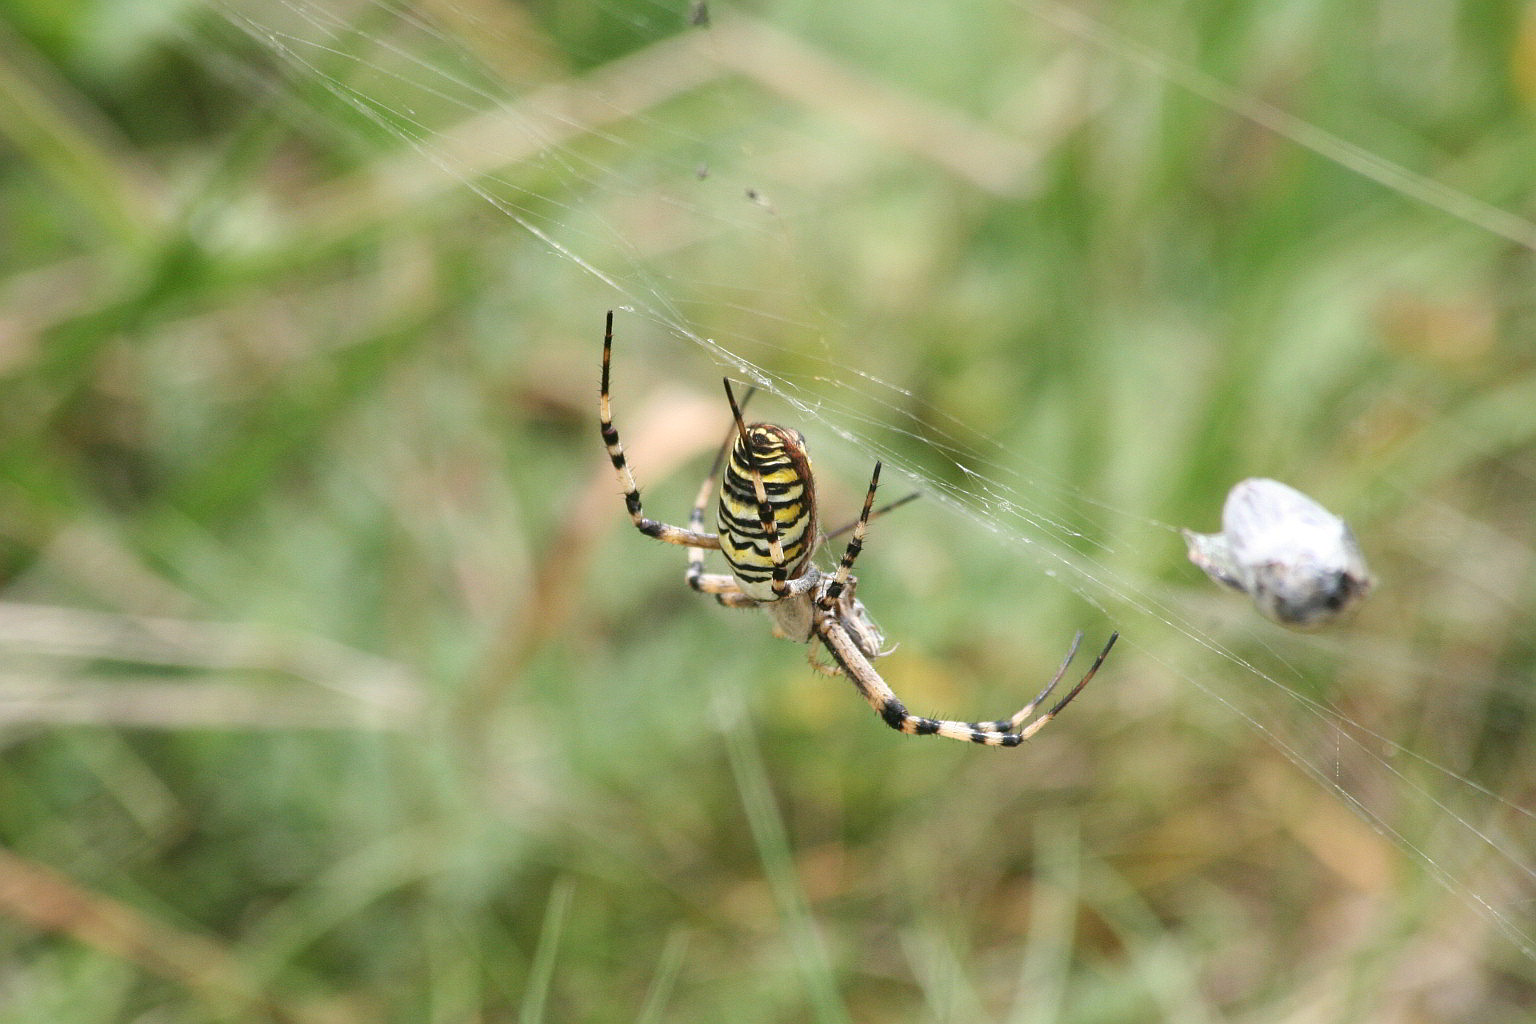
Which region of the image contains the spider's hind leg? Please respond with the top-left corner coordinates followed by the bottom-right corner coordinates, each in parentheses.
top-left (599, 310), bottom-right (722, 550)
top-left (683, 399), bottom-right (765, 613)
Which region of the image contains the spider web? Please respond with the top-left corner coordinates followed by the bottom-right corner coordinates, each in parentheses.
top-left (202, 0), bottom-right (1536, 967)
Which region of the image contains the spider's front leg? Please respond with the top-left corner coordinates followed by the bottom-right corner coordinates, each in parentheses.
top-left (817, 618), bottom-right (1117, 747)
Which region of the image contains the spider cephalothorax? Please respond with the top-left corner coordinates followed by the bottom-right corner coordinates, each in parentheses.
top-left (599, 310), bottom-right (1116, 746)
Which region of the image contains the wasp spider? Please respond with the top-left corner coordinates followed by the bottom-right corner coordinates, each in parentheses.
top-left (599, 311), bottom-right (1116, 746)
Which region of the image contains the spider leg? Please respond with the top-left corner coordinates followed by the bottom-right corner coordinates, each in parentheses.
top-left (806, 643), bottom-right (845, 677)
top-left (996, 631), bottom-right (1118, 742)
top-left (824, 489), bottom-right (920, 541)
top-left (816, 618), bottom-right (1116, 747)
top-left (681, 411), bottom-right (764, 612)
top-left (688, 571), bottom-right (748, 595)
top-left (820, 461), bottom-right (881, 608)
top-left (600, 310), bottom-right (722, 549)
top-left (685, 419), bottom-right (740, 593)
top-left (694, 573), bottom-right (759, 608)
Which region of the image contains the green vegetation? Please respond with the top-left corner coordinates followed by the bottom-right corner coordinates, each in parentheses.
top-left (0, 1), bottom-right (1533, 1020)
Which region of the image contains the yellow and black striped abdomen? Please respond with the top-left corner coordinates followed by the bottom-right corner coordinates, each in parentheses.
top-left (718, 424), bottom-right (818, 601)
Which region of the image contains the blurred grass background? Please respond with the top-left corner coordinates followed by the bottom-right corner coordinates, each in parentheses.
top-left (1, 0), bottom-right (1535, 1021)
